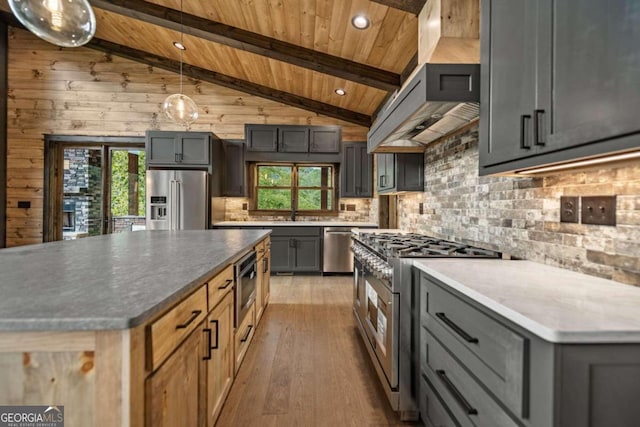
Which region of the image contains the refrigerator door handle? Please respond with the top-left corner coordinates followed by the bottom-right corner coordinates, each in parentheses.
top-left (170, 180), bottom-right (177, 230)
top-left (176, 180), bottom-right (181, 230)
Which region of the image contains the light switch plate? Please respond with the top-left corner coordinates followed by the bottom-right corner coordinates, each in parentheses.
top-left (581, 195), bottom-right (616, 226)
top-left (560, 196), bottom-right (579, 223)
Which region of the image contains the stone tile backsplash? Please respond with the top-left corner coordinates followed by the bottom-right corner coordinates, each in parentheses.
top-left (222, 197), bottom-right (373, 223)
top-left (398, 127), bottom-right (640, 286)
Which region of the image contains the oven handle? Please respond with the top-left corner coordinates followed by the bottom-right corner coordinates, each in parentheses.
top-left (435, 312), bottom-right (479, 344)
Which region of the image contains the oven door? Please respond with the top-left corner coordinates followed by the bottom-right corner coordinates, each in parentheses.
top-left (235, 251), bottom-right (257, 327)
top-left (353, 258), bottom-right (367, 323)
top-left (362, 269), bottom-right (399, 389)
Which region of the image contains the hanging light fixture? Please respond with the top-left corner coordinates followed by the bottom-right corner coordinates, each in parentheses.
top-left (8, 0), bottom-right (96, 47)
top-left (162, 0), bottom-right (198, 128)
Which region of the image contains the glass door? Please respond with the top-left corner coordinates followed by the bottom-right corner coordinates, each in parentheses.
top-left (108, 148), bottom-right (146, 233)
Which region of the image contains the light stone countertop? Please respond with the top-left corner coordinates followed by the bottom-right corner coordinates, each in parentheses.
top-left (0, 229), bottom-right (269, 331)
top-left (414, 259), bottom-right (640, 344)
top-left (212, 221), bottom-right (378, 228)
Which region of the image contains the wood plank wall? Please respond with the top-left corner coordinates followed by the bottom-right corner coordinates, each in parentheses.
top-left (6, 28), bottom-right (369, 247)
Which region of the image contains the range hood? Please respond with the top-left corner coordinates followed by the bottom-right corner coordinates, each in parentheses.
top-left (367, 62), bottom-right (480, 153)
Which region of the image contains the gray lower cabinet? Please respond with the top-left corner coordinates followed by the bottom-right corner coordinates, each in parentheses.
top-left (146, 131), bottom-right (211, 166)
top-left (417, 271), bottom-right (640, 427)
top-left (265, 227), bottom-right (322, 273)
top-left (222, 140), bottom-right (245, 197)
top-left (341, 142), bottom-right (372, 198)
top-left (480, 0), bottom-right (640, 175)
top-left (376, 153), bottom-right (423, 194)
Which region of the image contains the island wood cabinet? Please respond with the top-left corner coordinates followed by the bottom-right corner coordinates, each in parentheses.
top-left (376, 153), bottom-right (424, 194)
top-left (417, 271), bottom-right (640, 427)
top-left (254, 238), bottom-right (271, 324)
top-left (341, 142), bottom-right (373, 198)
top-left (479, 0), bottom-right (640, 174)
top-left (246, 124), bottom-right (341, 153)
top-left (146, 131), bottom-right (211, 166)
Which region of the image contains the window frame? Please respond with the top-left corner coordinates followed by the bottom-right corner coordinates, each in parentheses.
top-left (250, 162), bottom-right (338, 217)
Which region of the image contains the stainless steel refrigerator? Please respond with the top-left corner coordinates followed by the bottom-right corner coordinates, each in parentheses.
top-left (146, 170), bottom-right (208, 230)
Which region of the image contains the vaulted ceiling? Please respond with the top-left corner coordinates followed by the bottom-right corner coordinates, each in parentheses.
top-left (1, 0), bottom-right (425, 127)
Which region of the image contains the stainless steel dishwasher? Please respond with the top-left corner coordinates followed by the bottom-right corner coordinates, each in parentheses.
top-left (323, 227), bottom-right (354, 273)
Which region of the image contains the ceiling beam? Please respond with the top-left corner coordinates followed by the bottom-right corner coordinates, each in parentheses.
top-left (90, 0), bottom-right (400, 92)
top-left (369, 0), bottom-right (427, 15)
top-left (87, 39), bottom-right (371, 127)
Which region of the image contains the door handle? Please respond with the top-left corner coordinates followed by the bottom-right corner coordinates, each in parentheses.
top-left (289, 239), bottom-right (296, 248)
top-left (434, 371), bottom-right (478, 415)
top-left (435, 312), bottom-right (479, 344)
top-left (176, 181), bottom-right (181, 229)
top-left (218, 279), bottom-right (233, 290)
top-left (534, 109), bottom-right (545, 146)
top-left (240, 324), bottom-right (253, 342)
top-left (520, 114), bottom-right (532, 149)
top-left (203, 328), bottom-right (212, 360)
top-left (176, 310), bottom-right (202, 329)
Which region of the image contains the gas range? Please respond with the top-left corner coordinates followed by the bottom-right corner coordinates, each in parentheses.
top-left (354, 231), bottom-right (501, 260)
top-left (351, 230), bottom-right (501, 420)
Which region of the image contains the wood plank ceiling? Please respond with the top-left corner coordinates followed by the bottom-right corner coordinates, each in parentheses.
top-left (1, 0), bottom-right (421, 126)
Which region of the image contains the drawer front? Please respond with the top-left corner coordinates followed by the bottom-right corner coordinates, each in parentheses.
top-left (422, 329), bottom-right (519, 427)
top-left (255, 239), bottom-right (266, 259)
top-left (208, 265), bottom-right (234, 310)
top-left (421, 275), bottom-right (527, 417)
top-left (235, 302), bottom-right (256, 374)
top-left (149, 285), bottom-right (208, 371)
top-left (420, 373), bottom-right (459, 427)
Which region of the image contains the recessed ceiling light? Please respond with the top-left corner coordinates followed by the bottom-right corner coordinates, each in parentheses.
top-left (335, 88), bottom-right (346, 96)
top-left (173, 41), bottom-right (186, 50)
top-left (351, 15), bottom-right (370, 30)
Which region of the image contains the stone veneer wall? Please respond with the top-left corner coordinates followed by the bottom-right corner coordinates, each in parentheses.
top-left (222, 197), bottom-right (373, 223)
top-left (397, 126), bottom-right (640, 286)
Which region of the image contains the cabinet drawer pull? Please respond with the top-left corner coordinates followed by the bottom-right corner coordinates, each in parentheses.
top-left (434, 370), bottom-right (478, 415)
top-left (435, 312), bottom-right (478, 344)
top-left (240, 324), bottom-right (253, 342)
top-left (520, 114), bottom-right (532, 149)
top-left (175, 310), bottom-right (202, 329)
top-left (534, 109), bottom-right (546, 146)
top-left (203, 328), bottom-right (212, 360)
top-left (218, 279), bottom-right (233, 290)
top-left (264, 258), bottom-right (269, 274)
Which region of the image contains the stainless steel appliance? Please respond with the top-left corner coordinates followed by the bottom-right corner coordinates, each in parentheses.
top-left (351, 231), bottom-right (501, 420)
top-left (235, 251), bottom-right (257, 327)
top-left (146, 170), bottom-right (208, 230)
top-left (323, 227), bottom-right (354, 273)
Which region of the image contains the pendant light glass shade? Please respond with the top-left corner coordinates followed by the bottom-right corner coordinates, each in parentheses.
top-left (8, 0), bottom-right (96, 47)
top-left (163, 93), bottom-right (199, 127)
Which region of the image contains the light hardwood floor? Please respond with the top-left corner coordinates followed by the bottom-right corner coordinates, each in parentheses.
top-left (215, 275), bottom-right (416, 427)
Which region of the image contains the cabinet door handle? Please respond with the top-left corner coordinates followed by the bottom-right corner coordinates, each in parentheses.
top-left (218, 279), bottom-right (233, 290)
top-left (520, 114), bottom-right (532, 149)
top-left (240, 324), bottom-right (253, 342)
top-left (203, 328), bottom-right (212, 360)
top-left (264, 258), bottom-right (269, 274)
top-left (534, 109), bottom-right (546, 146)
top-left (175, 310), bottom-right (202, 329)
top-left (175, 153), bottom-right (179, 162)
top-left (210, 319), bottom-right (219, 350)
top-left (434, 371), bottom-right (478, 415)
top-left (435, 312), bottom-right (478, 344)
top-left (289, 239), bottom-right (296, 248)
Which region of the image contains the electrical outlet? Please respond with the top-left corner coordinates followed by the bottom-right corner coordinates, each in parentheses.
top-left (17, 201), bottom-right (31, 209)
top-left (242, 203), bottom-right (248, 210)
top-left (419, 202), bottom-right (424, 215)
top-left (581, 195), bottom-right (616, 226)
top-left (340, 203), bottom-right (345, 211)
top-left (346, 204), bottom-right (356, 211)
top-left (560, 196), bottom-right (579, 223)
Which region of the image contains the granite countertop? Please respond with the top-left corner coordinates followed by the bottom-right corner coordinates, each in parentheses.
top-left (414, 259), bottom-right (640, 344)
top-left (0, 230), bottom-right (269, 332)
top-left (212, 221), bottom-right (378, 227)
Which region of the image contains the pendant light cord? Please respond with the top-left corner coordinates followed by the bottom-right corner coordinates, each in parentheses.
top-left (179, 0), bottom-right (184, 95)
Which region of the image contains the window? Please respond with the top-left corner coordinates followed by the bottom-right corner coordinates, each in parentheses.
top-left (253, 163), bottom-right (336, 215)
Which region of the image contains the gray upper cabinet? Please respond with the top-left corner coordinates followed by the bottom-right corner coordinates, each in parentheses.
top-left (480, 0), bottom-right (640, 175)
top-left (246, 125), bottom-right (278, 152)
top-left (245, 124), bottom-right (341, 155)
top-left (146, 131), bottom-right (210, 166)
top-left (376, 153), bottom-right (423, 194)
top-left (222, 140), bottom-right (245, 197)
top-left (310, 126), bottom-right (341, 153)
top-left (278, 126), bottom-right (309, 152)
top-left (341, 142), bottom-right (372, 198)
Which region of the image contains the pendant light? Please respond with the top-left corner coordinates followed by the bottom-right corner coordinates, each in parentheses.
top-left (162, 0), bottom-right (198, 128)
top-left (8, 0), bottom-right (96, 47)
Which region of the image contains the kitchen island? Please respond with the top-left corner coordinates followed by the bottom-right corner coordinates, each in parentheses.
top-left (0, 229), bottom-right (271, 427)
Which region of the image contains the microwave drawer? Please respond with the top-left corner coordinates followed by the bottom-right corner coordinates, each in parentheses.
top-left (422, 329), bottom-right (519, 427)
top-left (421, 274), bottom-right (528, 418)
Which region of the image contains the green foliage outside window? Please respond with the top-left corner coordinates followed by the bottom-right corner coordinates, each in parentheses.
top-left (111, 150), bottom-right (146, 217)
top-left (256, 164), bottom-right (334, 212)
